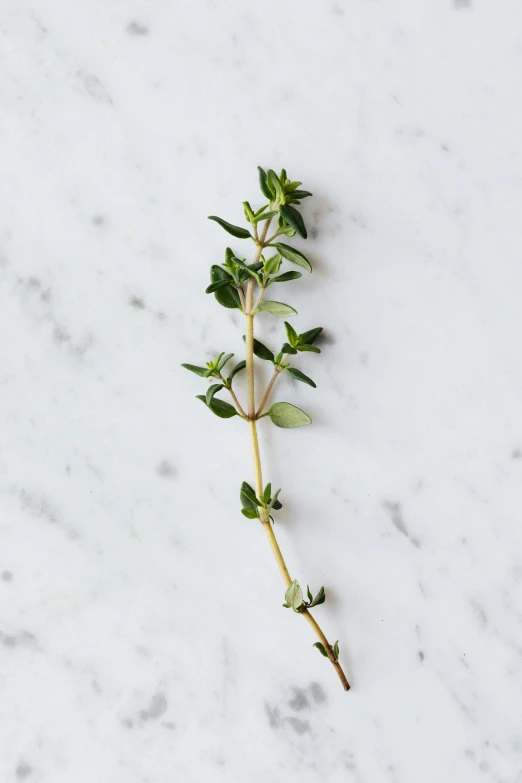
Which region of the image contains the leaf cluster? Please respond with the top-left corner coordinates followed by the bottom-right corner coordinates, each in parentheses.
top-left (240, 481), bottom-right (283, 522)
top-left (182, 352), bottom-right (246, 418)
top-left (283, 579), bottom-right (326, 612)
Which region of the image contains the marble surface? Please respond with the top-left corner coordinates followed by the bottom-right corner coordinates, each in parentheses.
top-left (2, 1), bottom-right (522, 781)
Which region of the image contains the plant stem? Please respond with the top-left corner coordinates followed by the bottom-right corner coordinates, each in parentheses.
top-left (256, 366), bottom-right (281, 418)
top-left (244, 306), bottom-right (350, 692)
top-left (218, 375), bottom-right (247, 419)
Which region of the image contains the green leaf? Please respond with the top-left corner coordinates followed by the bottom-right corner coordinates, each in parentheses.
top-left (307, 585), bottom-right (313, 603)
top-left (270, 271), bottom-right (302, 284)
top-left (287, 368), bottom-right (316, 388)
top-left (217, 353), bottom-right (234, 372)
top-left (279, 205), bottom-right (307, 239)
top-left (242, 201), bottom-right (255, 223)
top-left (240, 481), bottom-right (260, 510)
top-left (262, 483), bottom-right (272, 505)
top-left (208, 216), bottom-right (251, 239)
top-left (281, 343), bottom-right (298, 355)
top-left (299, 327), bottom-right (323, 345)
top-left (263, 254), bottom-right (282, 276)
top-left (288, 190), bottom-right (313, 200)
top-left (285, 180), bottom-right (302, 192)
top-left (257, 301), bottom-right (297, 318)
top-left (227, 360), bottom-right (246, 383)
top-left (309, 586), bottom-right (325, 607)
top-left (241, 508), bottom-right (258, 520)
top-left (242, 335), bottom-right (274, 362)
top-left (284, 321), bottom-right (298, 346)
top-left (258, 166), bottom-right (273, 199)
top-left (206, 279), bottom-right (232, 294)
top-left (313, 642), bottom-right (328, 658)
top-left (333, 640), bottom-right (339, 661)
top-left (268, 402), bottom-right (312, 428)
top-left (273, 243), bottom-right (312, 272)
top-left (267, 169), bottom-right (284, 203)
top-left (210, 265), bottom-right (241, 310)
top-left (196, 395), bottom-right (237, 419)
top-left (181, 363), bottom-right (208, 377)
top-left (206, 383), bottom-right (223, 405)
top-left (233, 258), bottom-right (261, 285)
top-left (267, 489), bottom-right (282, 512)
top-left (282, 602), bottom-right (291, 608)
top-left (297, 344), bottom-right (321, 354)
top-left (253, 210), bottom-right (278, 224)
top-left (285, 579), bottom-right (304, 611)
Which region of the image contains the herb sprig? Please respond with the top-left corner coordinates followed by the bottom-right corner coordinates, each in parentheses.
top-left (182, 167), bottom-right (350, 691)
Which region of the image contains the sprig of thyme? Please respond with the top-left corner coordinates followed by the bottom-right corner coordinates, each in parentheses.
top-left (182, 167), bottom-right (350, 691)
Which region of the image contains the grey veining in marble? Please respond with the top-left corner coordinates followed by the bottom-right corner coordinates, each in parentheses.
top-left (2, 1), bottom-right (522, 781)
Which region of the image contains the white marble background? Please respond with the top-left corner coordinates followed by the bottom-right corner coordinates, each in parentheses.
top-left (2, 1), bottom-right (522, 781)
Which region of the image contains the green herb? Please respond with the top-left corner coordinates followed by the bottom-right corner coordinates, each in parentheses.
top-left (182, 167), bottom-right (349, 691)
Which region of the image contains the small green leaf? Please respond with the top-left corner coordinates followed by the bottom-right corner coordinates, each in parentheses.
top-left (267, 169), bottom-right (284, 203)
top-left (284, 321), bottom-right (298, 346)
top-left (273, 243), bottom-right (312, 272)
top-left (206, 383), bottom-right (223, 406)
top-left (333, 640), bottom-right (339, 661)
top-left (217, 352), bottom-right (234, 372)
top-left (240, 481), bottom-right (260, 511)
top-left (268, 402), bottom-right (312, 428)
top-left (241, 508), bottom-right (258, 519)
top-left (210, 266), bottom-right (242, 310)
top-left (233, 258), bottom-right (261, 285)
top-left (297, 344), bottom-right (321, 354)
top-left (227, 360), bottom-right (246, 384)
top-left (285, 579), bottom-right (304, 611)
top-left (205, 279), bottom-right (231, 294)
top-left (242, 335), bottom-right (274, 362)
top-left (263, 254), bottom-right (282, 276)
top-left (309, 586), bottom-right (325, 607)
top-left (253, 210), bottom-right (278, 224)
top-left (267, 488), bottom-right (282, 512)
top-left (279, 205), bottom-right (307, 239)
top-left (307, 585), bottom-right (313, 603)
top-left (258, 166), bottom-right (273, 199)
top-left (288, 189), bottom-right (313, 200)
top-left (196, 395), bottom-right (238, 418)
top-left (282, 602), bottom-right (291, 608)
top-left (281, 343), bottom-right (298, 355)
top-left (243, 201), bottom-right (255, 223)
top-left (285, 180), bottom-right (302, 192)
top-left (208, 216), bottom-right (251, 239)
top-left (270, 271), bottom-right (302, 284)
top-left (257, 301), bottom-right (297, 318)
top-left (181, 363), bottom-right (208, 377)
top-left (287, 368), bottom-right (316, 388)
top-left (262, 482), bottom-right (272, 505)
top-left (299, 327), bottom-right (323, 345)
top-left (313, 642), bottom-right (328, 658)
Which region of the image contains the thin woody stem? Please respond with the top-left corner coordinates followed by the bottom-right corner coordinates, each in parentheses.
top-left (256, 367), bottom-right (281, 418)
top-left (256, 353), bottom-right (290, 417)
top-left (245, 289), bottom-right (350, 692)
top-left (264, 228), bottom-right (283, 245)
top-left (218, 375), bottom-right (247, 419)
